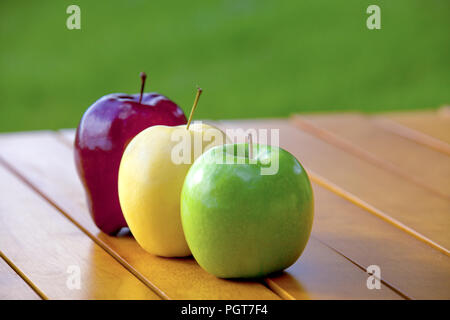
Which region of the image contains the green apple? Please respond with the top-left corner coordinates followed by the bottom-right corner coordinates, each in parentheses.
top-left (181, 143), bottom-right (314, 278)
top-left (118, 122), bottom-right (228, 257)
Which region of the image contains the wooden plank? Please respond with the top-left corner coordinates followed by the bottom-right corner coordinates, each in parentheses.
top-left (373, 111), bottom-right (450, 155)
top-left (292, 113), bottom-right (450, 198)
top-left (217, 120), bottom-right (450, 255)
top-left (0, 166), bottom-right (161, 300)
top-left (0, 131), bottom-right (280, 300)
top-left (0, 255), bottom-right (41, 300)
top-left (312, 183), bottom-right (450, 300)
top-left (386, 110), bottom-right (450, 144)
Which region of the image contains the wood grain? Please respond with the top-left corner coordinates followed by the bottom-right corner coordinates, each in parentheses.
top-left (218, 120), bottom-right (450, 254)
top-left (292, 113), bottom-right (450, 198)
top-left (0, 255), bottom-right (41, 300)
top-left (0, 165), bottom-right (161, 300)
top-left (0, 131), bottom-right (279, 300)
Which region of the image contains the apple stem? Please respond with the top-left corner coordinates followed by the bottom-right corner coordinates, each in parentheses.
top-left (139, 72), bottom-right (147, 104)
top-left (186, 87), bottom-right (203, 130)
top-left (248, 133), bottom-right (253, 160)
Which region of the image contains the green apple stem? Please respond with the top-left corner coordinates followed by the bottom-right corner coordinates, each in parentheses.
top-left (138, 72), bottom-right (147, 104)
top-left (186, 87), bottom-right (203, 130)
top-left (248, 133), bottom-right (253, 160)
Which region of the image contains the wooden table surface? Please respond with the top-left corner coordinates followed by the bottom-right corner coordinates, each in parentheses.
top-left (1, 110), bottom-right (449, 300)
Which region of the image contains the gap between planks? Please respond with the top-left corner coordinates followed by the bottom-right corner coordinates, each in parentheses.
top-left (0, 251), bottom-right (46, 300)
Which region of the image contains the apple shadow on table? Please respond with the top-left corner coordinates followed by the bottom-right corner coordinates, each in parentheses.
top-left (216, 270), bottom-right (309, 300)
top-left (105, 227), bottom-right (308, 299)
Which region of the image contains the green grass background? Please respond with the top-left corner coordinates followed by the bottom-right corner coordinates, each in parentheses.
top-left (0, 0), bottom-right (449, 132)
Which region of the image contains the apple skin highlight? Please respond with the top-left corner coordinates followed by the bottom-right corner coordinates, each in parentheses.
top-left (75, 92), bottom-right (186, 235)
top-left (181, 144), bottom-right (314, 278)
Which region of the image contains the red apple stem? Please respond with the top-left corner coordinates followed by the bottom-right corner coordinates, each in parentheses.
top-left (186, 87), bottom-right (203, 130)
top-left (248, 133), bottom-right (253, 160)
top-left (139, 72), bottom-right (147, 104)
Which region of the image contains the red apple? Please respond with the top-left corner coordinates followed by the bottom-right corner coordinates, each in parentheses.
top-left (74, 73), bottom-right (187, 235)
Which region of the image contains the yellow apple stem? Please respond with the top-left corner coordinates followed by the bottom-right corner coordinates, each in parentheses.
top-left (248, 133), bottom-right (253, 160)
top-left (186, 87), bottom-right (203, 130)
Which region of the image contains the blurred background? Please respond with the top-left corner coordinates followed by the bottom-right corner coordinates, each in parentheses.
top-left (0, 0), bottom-right (448, 132)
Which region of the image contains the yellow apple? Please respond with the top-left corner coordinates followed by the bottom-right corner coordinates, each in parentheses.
top-left (118, 122), bottom-right (228, 257)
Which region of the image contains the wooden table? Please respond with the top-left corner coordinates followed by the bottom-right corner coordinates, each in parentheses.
top-left (1, 110), bottom-right (449, 300)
